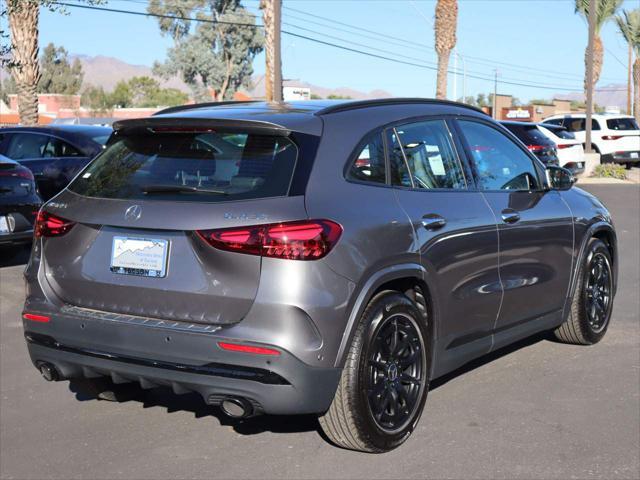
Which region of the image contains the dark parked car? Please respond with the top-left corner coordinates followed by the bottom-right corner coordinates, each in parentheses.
top-left (0, 154), bottom-right (42, 246)
top-left (0, 125), bottom-right (111, 200)
top-left (500, 120), bottom-right (560, 167)
top-left (22, 99), bottom-right (617, 453)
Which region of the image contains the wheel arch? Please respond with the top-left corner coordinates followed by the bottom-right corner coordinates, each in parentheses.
top-left (571, 222), bottom-right (618, 300)
top-left (333, 264), bottom-right (439, 376)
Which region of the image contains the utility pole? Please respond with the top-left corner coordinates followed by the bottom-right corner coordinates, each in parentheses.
top-left (585, 0), bottom-right (596, 154)
top-left (627, 43), bottom-right (632, 115)
top-left (493, 69), bottom-right (498, 119)
top-left (261, 0), bottom-right (282, 102)
top-left (273, 0), bottom-right (282, 102)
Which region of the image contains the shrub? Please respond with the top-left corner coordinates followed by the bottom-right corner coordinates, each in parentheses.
top-left (591, 164), bottom-right (628, 180)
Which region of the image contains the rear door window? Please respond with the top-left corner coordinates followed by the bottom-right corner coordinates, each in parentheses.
top-left (68, 130), bottom-right (298, 202)
top-left (43, 138), bottom-right (83, 157)
top-left (606, 118), bottom-right (639, 131)
top-left (387, 120), bottom-right (466, 190)
top-left (5, 133), bottom-right (50, 160)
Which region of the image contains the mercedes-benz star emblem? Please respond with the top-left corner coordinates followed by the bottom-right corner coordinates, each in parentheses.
top-left (124, 205), bottom-right (142, 221)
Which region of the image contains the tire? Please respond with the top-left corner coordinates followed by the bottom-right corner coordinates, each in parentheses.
top-left (319, 291), bottom-right (430, 453)
top-left (554, 238), bottom-right (614, 345)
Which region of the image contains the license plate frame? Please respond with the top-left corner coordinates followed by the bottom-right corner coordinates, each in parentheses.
top-left (110, 236), bottom-right (169, 278)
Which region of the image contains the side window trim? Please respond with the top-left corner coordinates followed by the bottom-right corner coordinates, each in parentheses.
top-left (390, 126), bottom-right (415, 189)
top-left (452, 117), bottom-right (547, 192)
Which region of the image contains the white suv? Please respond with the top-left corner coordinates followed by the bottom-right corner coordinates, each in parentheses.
top-left (542, 113), bottom-right (640, 169)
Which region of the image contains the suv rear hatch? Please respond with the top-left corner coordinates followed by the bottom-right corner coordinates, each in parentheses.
top-left (38, 118), bottom-right (316, 325)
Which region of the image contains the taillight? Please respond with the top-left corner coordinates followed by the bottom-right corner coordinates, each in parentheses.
top-left (197, 219), bottom-right (342, 260)
top-left (0, 168), bottom-right (34, 180)
top-left (34, 211), bottom-right (76, 238)
top-left (602, 135), bottom-right (622, 140)
top-left (556, 144), bottom-right (574, 149)
top-left (527, 145), bottom-right (545, 152)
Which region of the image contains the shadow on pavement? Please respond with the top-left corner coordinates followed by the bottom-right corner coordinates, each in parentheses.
top-left (63, 332), bottom-right (550, 438)
top-left (0, 244), bottom-right (31, 268)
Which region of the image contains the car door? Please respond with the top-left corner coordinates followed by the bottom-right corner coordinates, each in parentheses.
top-left (385, 118), bottom-right (501, 375)
top-left (455, 119), bottom-right (574, 348)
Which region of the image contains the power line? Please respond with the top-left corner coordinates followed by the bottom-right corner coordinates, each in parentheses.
top-left (54, 1), bottom-right (625, 93)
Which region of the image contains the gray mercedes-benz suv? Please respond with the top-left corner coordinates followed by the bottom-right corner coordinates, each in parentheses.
top-left (22, 99), bottom-right (617, 452)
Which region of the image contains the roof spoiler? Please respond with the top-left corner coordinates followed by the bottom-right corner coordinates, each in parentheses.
top-left (111, 117), bottom-right (291, 137)
top-left (153, 101), bottom-right (259, 116)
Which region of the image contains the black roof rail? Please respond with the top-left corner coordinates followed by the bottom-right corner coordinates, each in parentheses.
top-left (314, 97), bottom-right (488, 116)
top-left (153, 100), bottom-right (260, 116)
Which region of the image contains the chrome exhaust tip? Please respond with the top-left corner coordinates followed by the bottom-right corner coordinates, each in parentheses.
top-left (38, 362), bottom-right (59, 382)
top-left (220, 397), bottom-right (253, 419)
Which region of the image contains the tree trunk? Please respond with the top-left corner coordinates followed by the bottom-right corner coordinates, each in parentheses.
top-left (7, 0), bottom-right (41, 125)
top-left (584, 35), bottom-right (604, 95)
top-left (633, 58), bottom-right (640, 123)
top-left (261, 0), bottom-right (275, 102)
top-left (434, 0), bottom-right (458, 100)
top-left (436, 54), bottom-right (450, 100)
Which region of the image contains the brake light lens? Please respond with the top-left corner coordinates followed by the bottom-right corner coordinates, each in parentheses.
top-left (34, 211), bottom-right (76, 238)
top-left (0, 168), bottom-right (34, 180)
top-left (23, 313), bottom-right (50, 323)
top-left (197, 219), bottom-right (342, 260)
top-left (602, 135), bottom-right (622, 140)
top-left (556, 143), bottom-right (574, 149)
top-left (527, 145), bottom-right (545, 152)
top-left (217, 341), bottom-right (280, 356)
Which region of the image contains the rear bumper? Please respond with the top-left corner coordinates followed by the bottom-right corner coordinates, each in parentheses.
top-left (22, 308), bottom-right (342, 415)
top-left (0, 229), bottom-right (33, 245)
top-left (602, 151), bottom-right (640, 165)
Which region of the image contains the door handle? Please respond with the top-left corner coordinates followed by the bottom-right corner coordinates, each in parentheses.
top-left (421, 214), bottom-right (447, 230)
top-left (501, 209), bottom-right (521, 224)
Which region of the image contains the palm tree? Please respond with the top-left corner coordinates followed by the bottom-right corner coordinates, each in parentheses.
top-left (616, 9), bottom-right (640, 121)
top-left (6, 0), bottom-right (41, 125)
top-left (434, 0), bottom-right (458, 100)
top-left (575, 0), bottom-right (623, 95)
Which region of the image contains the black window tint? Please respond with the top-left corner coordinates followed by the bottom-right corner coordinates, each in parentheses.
top-left (390, 120), bottom-right (466, 189)
top-left (458, 120), bottom-right (540, 191)
top-left (543, 119), bottom-right (563, 127)
top-left (43, 138), bottom-right (82, 158)
top-left (68, 131), bottom-right (298, 202)
top-left (606, 118), bottom-right (639, 130)
top-left (5, 133), bottom-right (50, 160)
top-left (562, 118), bottom-right (600, 132)
top-left (386, 130), bottom-right (413, 187)
top-left (346, 132), bottom-right (386, 184)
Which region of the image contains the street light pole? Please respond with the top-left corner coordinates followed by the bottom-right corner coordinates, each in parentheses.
top-left (585, 0), bottom-right (596, 154)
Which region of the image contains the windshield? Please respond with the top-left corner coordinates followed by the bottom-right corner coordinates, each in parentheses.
top-left (68, 130), bottom-right (298, 202)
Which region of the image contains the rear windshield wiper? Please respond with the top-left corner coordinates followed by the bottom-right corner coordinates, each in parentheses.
top-left (142, 185), bottom-right (229, 195)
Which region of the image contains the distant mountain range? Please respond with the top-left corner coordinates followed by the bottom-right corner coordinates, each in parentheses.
top-left (554, 84), bottom-right (628, 111)
top-left (71, 54), bottom-right (393, 100)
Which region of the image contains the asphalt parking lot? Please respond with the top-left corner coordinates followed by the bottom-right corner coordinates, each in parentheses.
top-left (0, 184), bottom-right (638, 480)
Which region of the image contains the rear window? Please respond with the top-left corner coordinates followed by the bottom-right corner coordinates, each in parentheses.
top-left (606, 118), bottom-right (639, 131)
top-left (504, 124), bottom-right (553, 145)
top-left (68, 131), bottom-right (298, 202)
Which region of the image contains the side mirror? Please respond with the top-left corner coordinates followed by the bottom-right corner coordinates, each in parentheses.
top-left (546, 166), bottom-right (575, 191)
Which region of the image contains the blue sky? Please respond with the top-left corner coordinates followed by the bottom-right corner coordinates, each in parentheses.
top-left (39, 0), bottom-right (635, 102)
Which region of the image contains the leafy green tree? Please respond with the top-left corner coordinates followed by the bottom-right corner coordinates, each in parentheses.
top-left (81, 85), bottom-right (112, 114)
top-left (327, 94), bottom-right (352, 99)
top-left (310, 93), bottom-right (322, 100)
top-left (37, 43), bottom-right (83, 94)
top-left (148, 0), bottom-right (263, 101)
top-left (110, 80), bottom-right (133, 108)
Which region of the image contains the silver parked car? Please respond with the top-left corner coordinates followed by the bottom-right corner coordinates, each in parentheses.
top-left (23, 99), bottom-right (617, 452)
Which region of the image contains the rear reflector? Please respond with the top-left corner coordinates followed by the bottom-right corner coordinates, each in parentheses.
top-left (602, 135), bottom-right (622, 140)
top-left (197, 219), bottom-right (342, 260)
top-left (217, 342), bottom-right (280, 356)
top-left (23, 313), bottom-right (50, 323)
top-left (34, 211), bottom-right (76, 238)
top-left (556, 144), bottom-right (575, 149)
